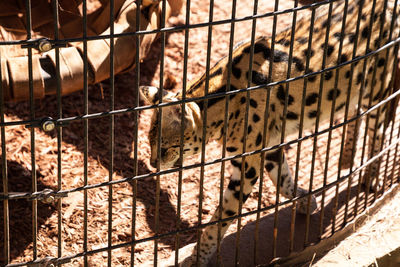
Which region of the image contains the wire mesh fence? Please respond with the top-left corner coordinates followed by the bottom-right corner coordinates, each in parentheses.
top-left (1, 0), bottom-right (400, 266)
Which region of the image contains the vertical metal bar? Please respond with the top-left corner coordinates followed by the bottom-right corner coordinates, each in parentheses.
top-left (25, 0), bottom-right (38, 260)
top-left (332, 0), bottom-right (364, 233)
top-left (304, 1), bottom-right (334, 245)
top-left (0, 42), bottom-right (9, 265)
top-left (268, 0), bottom-right (279, 259)
top-left (154, 1), bottom-right (167, 265)
top-left (175, 0), bottom-right (191, 264)
top-left (384, 1), bottom-right (399, 189)
top-left (368, 0), bottom-right (395, 199)
top-left (82, 0), bottom-right (89, 265)
top-left (51, 0), bottom-right (63, 260)
top-left (319, 0), bottom-right (349, 236)
top-left (360, 0), bottom-right (387, 207)
top-left (196, 0), bottom-right (214, 264)
top-left (131, 0), bottom-right (141, 265)
top-left (108, 0), bottom-right (115, 265)
top-left (216, 0), bottom-right (233, 263)
top-left (349, 0), bottom-right (378, 218)
top-left (288, 0), bottom-right (304, 252)
top-left (245, 0), bottom-right (261, 263)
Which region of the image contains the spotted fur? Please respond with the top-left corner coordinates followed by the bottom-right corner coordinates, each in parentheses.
top-left (140, 0), bottom-right (399, 265)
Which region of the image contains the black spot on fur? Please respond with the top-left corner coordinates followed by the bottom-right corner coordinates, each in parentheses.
top-left (266, 149), bottom-right (281, 162)
top-left (348, 33), bottom-right (355, 43)
top-left (325, 71), bottom-right (333, 81)
top-left (356, 73), bottom-right (363, 85)
top-left (210, 67), bottom-right (223, 79)
top-left (268, 119), bottom-right (276, 131)
top-left (293, 57), bottom-right (305, 72)
top-left (273, 50), bottom-right (290, 62)
top-left (277, 38), bottom-right (290, 46)
top-left (286, 111), bottom-right (299, 120)
top-left (222, 222), bottom-right (228, 227)
top-left (306, 69), bottom-right (317, 82)
top-left (378, 58), bottom-right (385, 67)
top-left (235, 109), bottom-right (240, 118)
top-left (250, 178), bottom-right (258, 185)
top-left (225, 209), bottom-right (236, 216)
top-left (244, 42), bottom-right (288, 62)
top-left (233, 191), bottom-right (250, 202)
top-left (308, 110), bottom-right (318, 118)
top-left (232, 54), bottom-right (243, 79)
top-left (321, 44), bottom-right (335, 56)
top-left (345, 70), bottom-right (351, 79)
top-left (303, 49), bottom-right (315, 57)
top-left (247, 125), bottom-right (252, 134)
top-left (296, 37), bottom-right (308, 44)
top-left (362, 26), bottom-right (370, 39)
top-left (265, 163), bottom-right (274, 172)
top-left (253, 114), bottom-right (260, 123)
top-left (241, 97), bottom-right (246, 104)
top-left (250, 99), bottom-right (258, 108)
top-left (335, 102), bottom-right (346, 112)
top-left (333, 32), bottom-right (342, 40)
top-left (340, 54), bottom-right (348, 64)
top-left (227, 147), bottom-right (238, 152)
top-left (245, 167), bottom-right (256, 179)
top-left (327, 88), bottom-right (341, 100)
top-left (256, 133), bottom-right (262, 146)
top-left (270, 103), bottom-right (275, 112)
top-left (277, 85), bottom-right (294, 105)
top-left (306, 93), bottom-right (319, 106)
top-left (197, 85), bottom-right (238, 110)
top-left (251, 71), bottom-right (268, 85)
top-left (231, 159), bottom-right (241, 169)
top-left (228, 179), bottom-right (241, 190)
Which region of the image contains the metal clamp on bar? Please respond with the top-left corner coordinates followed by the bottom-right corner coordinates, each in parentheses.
top-left (28, 188), bottom-right (69, 204)
top-left (25, 117), bottom-right (70, 131)
top-left (29, 256), bottom-right (71, 267)
top-left (21, 38), bottom-right (67, 52)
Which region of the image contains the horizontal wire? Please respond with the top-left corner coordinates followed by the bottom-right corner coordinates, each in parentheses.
top-left (5, 142), bottom-right (400, 267)
top-left (2, 87), bottom-right (399, 201)
top-left (0, 0), bottom-right (340, 46)
top-left (2, 36), bottom-right (400, 128)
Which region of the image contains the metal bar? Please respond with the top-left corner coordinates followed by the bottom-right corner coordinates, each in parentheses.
top-left (5, 143), bottom-right (400, 267)
top-left (0, 0), bottom-right (345, 47)
top-left (331, 0), bottom-right (365, 234)
top-left (108, 0), bottom-right (116, 265)
top-left (318, 0), bottom-right (349, 236)
top-left (154, 0), bottom-right (167, 265)
top-left (51, 0), bottom-right (64, 260)
top-left (2, 90), bottom-right (397, 202)
top-left (368, 0), bottom-right (396, 199)
top-left (0, 35), bottom-right (9, 266)
top-left (175, 0), bottom-right (191, 264)
top-left (2, 36), bottom-right (400, 129)
top-left (195, 0), bottom-right (214, 263)
top-left (351, 0), bottom-right (379, 219)
top-left (131, 0), bottom-right (142, 265)
top-left (270, 0), bottom-right (280, 258)
top-left (82, 0), bottom-right (89, 265)
top-left (24, 0), bottom-right (38, 261)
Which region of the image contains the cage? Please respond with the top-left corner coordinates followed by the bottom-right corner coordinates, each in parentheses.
top-left (1, 0), bottom-right (400, 266)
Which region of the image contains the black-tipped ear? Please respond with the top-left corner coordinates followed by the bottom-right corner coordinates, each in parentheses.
top-left (139, 86), bottom-right (169, 104)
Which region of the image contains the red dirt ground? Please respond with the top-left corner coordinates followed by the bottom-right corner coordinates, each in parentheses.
top-left (1, 0), bottom-right (399, 266)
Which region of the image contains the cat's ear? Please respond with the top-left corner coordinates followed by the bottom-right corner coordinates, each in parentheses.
top-left (139, 86), bottom-right (169, 104)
